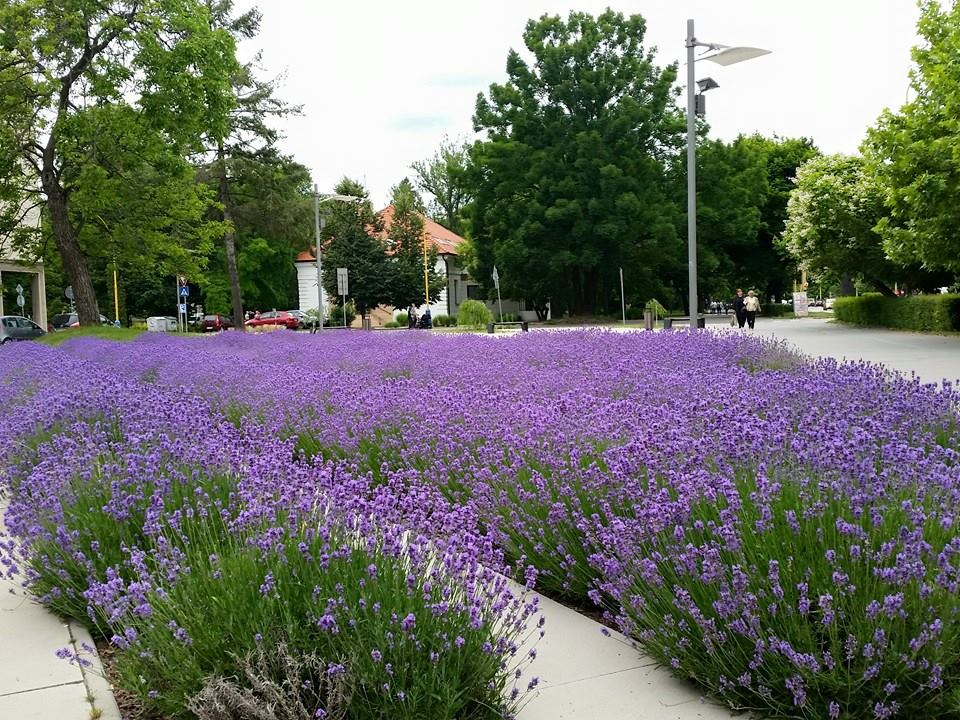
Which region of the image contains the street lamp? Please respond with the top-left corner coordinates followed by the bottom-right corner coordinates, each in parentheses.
top-left (685, 19), bottom-right (770, 329)
top-left (313, 186), bottom-right (365, 331)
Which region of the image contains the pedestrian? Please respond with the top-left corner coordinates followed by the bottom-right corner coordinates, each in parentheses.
top-left (744, 290), bottom-right (761, 330)
top-left (407, 304), bottom-right (417, 329)
top-left (733, 288), bottom-right (746, 329)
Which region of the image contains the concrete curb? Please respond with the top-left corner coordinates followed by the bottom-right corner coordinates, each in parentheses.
top-left (67, 621), bottom-right (122, 720)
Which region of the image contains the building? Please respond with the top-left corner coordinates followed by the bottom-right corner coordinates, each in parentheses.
top-left (0, 203), bottom-right (47, 329)
top-left (294, 207), bottom-right (525, 326)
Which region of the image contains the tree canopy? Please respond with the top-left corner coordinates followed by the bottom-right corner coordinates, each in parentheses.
top-left (383, 179), bottom-right (444, 310)
top-left (468, 10), bottom-right (685, 316)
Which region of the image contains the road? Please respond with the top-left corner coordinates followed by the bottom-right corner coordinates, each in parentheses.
top-left (732, 317), bottom-right (960, 386)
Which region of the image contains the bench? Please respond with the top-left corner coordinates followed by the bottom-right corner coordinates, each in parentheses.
top-left (486, 321), bottom-right (530, 333)
top-left (662, 316), bottom-right (706, 330)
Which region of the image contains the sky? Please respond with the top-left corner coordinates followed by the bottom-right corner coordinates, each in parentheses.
top-left (236, 0), bottom-right (923, 208)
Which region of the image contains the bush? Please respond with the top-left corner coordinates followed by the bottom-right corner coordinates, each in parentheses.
top-left (457, 299), bottom-right (493, 327)
top-left (433, 314), bottom-right (457, 327)
top-left (499, 312), bottom-right (519, 323)
top-left (383, 321), bottom-right (400, 329)
top-left (762, 303), bottom-right (792, 318)
top-left (395, 312), bottom-right (408, 327)
top-left (328, 302), bottom-right (357, 327)
top-left (625, 306), bottom-right (645, 320)
top-left (834, 294), bottom-right (960, 331)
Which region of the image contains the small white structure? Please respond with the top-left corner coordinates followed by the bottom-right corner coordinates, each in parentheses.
top-left (294, 207), bottom-right (528, 326)
top-left (146, 316), bottom-right (178, 332)
top-left (0, 203), bottom-right (47, 329)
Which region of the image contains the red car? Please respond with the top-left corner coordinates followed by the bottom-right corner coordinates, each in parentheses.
top-left (244, 311), bottom-right (300, 330)
top-left (200, 314), bottom-right (234, 332)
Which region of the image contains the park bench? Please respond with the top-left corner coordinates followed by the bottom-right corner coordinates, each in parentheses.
top-left (662, 316), bottom-right (706, 330)
top-left (486, 321), bottom-right (530, 333)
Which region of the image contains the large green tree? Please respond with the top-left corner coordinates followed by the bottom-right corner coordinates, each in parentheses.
top-left (469, 10), bottom-right (685, 316)
top-left (865, 1), bottom-right (960, 273)
top-left (320, 178), bottom-right (390, 317)
top-left (411, 139), bottom-right (473, 235)
top-left (384, 179), bottom-right (444, 310)
top-left (0, 0), bottom-right (237, 325)
top-left (782, 155), bottom-right (900, 295)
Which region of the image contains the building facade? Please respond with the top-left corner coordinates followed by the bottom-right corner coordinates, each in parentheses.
top-left (0, 203), bottom-right (47, 329)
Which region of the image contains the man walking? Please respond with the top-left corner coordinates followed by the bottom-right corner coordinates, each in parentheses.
top-left (733, 288), bottom-right (747, 329)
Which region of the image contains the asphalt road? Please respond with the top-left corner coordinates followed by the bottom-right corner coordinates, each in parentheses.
top-left (735, 317), bottom-right (960, 386)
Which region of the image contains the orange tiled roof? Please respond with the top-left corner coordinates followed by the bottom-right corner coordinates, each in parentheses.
top-left (295, 206), bottom-right (465, 262)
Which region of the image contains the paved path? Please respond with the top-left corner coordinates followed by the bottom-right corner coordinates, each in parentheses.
top-left (0, 501), bottom-right (120, 720)
top-left (733, 317), bottom-right (960, 386)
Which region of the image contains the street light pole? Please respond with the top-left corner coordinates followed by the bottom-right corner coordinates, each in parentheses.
top-left (683, 22), bottom-right (770, 330)
top-left (313, 184), bottom-right (324, 331)
top-left (686, 19), bottom-right (698, 331)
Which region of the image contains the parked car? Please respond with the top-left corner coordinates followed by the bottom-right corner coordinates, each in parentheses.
top-left (0, 315), bottom-right (46, 343)
top-left (824, 297), bottom-right (835, 310)
top-left (50, 312), bottom-right (111, 329)
top-left (199, 313), bottom-right (235, 332)
top-left (244, 310), bottom-right (300, 330)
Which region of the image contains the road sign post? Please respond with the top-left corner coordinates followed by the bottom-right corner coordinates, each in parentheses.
top-left (336, 268), bottom-right (349, 328)
top-left (492, 266), bottom-right (503, 323)
top-left (15, 284), bottom-right (24, 315)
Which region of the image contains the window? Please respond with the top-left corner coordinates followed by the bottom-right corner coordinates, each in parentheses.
top-left (466, 284), bottom-right (482, 300)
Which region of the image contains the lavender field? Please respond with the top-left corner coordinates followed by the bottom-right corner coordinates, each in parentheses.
top-left (1, 330), bottom-right (959, 720)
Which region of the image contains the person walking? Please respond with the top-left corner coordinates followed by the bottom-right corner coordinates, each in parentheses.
top-left (732, 288), bottom-right (747, 329)
top-left (744, 290), bottom-right (761, 330)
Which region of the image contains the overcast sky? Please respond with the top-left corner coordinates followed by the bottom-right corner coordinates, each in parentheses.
top-left (235, 1), bottom-right (922, 208)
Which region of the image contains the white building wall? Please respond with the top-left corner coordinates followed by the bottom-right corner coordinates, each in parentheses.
top-left (295, 261), bottom-right (331, 315)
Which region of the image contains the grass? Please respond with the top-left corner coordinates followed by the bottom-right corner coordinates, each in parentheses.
top-left (39, 326), bottom-right (145, 346)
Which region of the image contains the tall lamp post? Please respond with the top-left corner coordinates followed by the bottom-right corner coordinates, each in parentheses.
top-left (685, 19), bottom-right (770, 329)
top-left (313, 186), bottom-right (365, 331)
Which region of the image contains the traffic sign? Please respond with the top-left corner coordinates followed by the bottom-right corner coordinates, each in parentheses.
top-left (179, 285), bottom-right (189, 298)
top-left (15, 284), bottom-right (23, 294)
top-left (16, 295), bottom-right (24, 307)
top-left (336, 267), bottom-right (349, 296)
top-left (64, 285), bottom-right (74, 300)
top-left (178, 303), bottom-right (187, 313)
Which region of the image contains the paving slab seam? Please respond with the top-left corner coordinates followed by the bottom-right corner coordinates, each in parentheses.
top-left (68, 619), bottom-right (123, 720)
top-left (0, 680), bottom-right (85, 698)
top-left (536, 663), bottom-right (653, 689)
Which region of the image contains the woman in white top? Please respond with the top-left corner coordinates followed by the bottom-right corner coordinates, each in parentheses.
top-left (744, 290), bottom-right (761, 329)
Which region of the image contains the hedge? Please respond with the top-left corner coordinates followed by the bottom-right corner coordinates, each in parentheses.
top-left (833, 294), bottom-right (960, 332)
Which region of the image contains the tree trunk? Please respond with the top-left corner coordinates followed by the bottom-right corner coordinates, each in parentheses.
top-left (217, 145), bottom-right (245, 331)
top-left (839, 274), bottom-right (855, 297)
top-left (43, 177), bottom-right (100, 326)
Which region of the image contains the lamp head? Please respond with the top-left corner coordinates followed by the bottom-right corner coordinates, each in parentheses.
top-left (696, 77), bottom-right (719, 93)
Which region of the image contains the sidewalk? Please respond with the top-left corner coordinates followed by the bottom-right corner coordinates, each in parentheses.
top-left (0, 500), bottom-right (120, 720)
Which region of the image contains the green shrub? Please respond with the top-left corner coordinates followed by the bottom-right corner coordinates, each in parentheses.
top-left (383, 321), bottom-right (400, 329)
top-left (457, 299), bottom-right (493, 328)
top-left (625, 306), bottom-right (645, 320)
top-left (499, 312), bottom-right (519, 323)
top-left (395, 312), bottom-right (408, 327)
top-left (833, 294), bottom-right (960, 331)
top-left (329, 302), bottom-right (357, 327)
top-left (433, 314), bottom-right (457, 327)
top-left (762, 303), bottom-right (792, 318)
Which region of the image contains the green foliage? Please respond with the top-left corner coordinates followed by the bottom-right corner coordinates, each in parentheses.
top-left (433, 314), bottom-right (457, 327)
top-left (411, 138), bottom-right (473, 235)
top-left (320, 179), bottom-right (390, 316)
top-left (833, 294), bottom-right (960, 331)
top-left (384, 178), bottom-right (444, 309)
top-left (782, 155), bottom-right (897, 295)
top-left (383, 321), bottom-right (400, 329)
top-left (328, 302), bottom-right (357, 327)
top-left (394, 312), bottom-right (409, 327)
top-left (457, 299), bottom-right (492, 327)
top-left (469, 9), bottom-right (685, 316)
top-left (38, 326), bottom-right (144, 346)
top-left (864, 1), bottom-right (960, 272)
top-left (761, 303), bottom-right (792, 318)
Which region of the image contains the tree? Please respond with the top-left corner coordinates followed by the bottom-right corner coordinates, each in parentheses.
top-left (320, 178), bottom-right (390, 317)
top-left (781, 155), bottom-right (899, 295)
top-left (0, 0), bottom-right (237, 325)
top-left (384, 179), bottom-right (444, 310)
top-left (200, 149), bottom-right (312, 314)
top-left (864, 1), bottom-right (960, 273)
top-left (468, 10), bottom-right (685, 316)
top-left (411, 138), bottom-right (473, 235)
top-left (202, 0), bottom-right (301, 330)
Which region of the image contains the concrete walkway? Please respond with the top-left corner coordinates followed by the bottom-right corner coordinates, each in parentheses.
top-left (0, 501), bottom-right (120, 720)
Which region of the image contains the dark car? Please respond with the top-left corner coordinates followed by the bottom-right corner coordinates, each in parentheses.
top-left (0, 315), bottom-right (46, 343)
top-left (244, 311), bottom-right (300, 330)
top-left (50, 312), bottom-right (111, 330)
top-left (200, 314), bottom-right (235, 332)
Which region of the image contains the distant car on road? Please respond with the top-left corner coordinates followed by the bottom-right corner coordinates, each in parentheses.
top-left (200, 314), bottom-right (235, 332)
top-left (50, 312), bottom-right (111, 330)
top-left (0, 315), bottom-right (46, 343)
top-left (244, 311), bottom-right (300, 330)
top-left (824, 298), bottom-right (835, 310)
